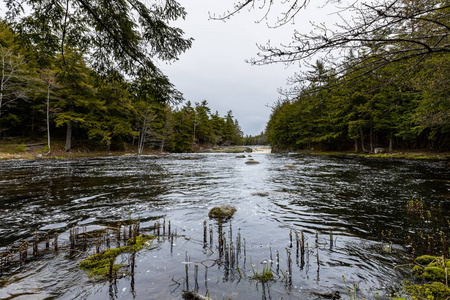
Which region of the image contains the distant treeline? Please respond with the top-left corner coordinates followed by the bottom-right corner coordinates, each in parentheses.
top-left (0, 21), bottom-right (244, 153)
top-left (266, 56), bottom-right (450, 152)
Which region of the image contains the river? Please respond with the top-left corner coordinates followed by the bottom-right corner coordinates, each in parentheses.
top-left (0, 150), bottom-right (449, 299)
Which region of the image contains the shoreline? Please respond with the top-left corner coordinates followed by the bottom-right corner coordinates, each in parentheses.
top-left (1, 142), bottom-right (449, 162)
top-left (293, 150), bottom-right (450, 162)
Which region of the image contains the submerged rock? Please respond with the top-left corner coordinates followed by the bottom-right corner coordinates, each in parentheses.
top-left (208, 205), bottom-right (237, 219)
top-left (311, 291), bottom-right (341, 299)
top-left (235, 155), bottom-right (246, 158)
top-left (252, 191), bottom-right (270, 197)
top-left (182, 291), bottom-right (209, 300)
top-left (245, 159), bottom-right (260, 164)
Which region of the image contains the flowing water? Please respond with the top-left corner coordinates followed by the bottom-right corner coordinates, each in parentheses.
top-left (0, 149), bottom-right (449, 299)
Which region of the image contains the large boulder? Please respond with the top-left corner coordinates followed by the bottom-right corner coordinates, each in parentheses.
top-left (208, 205), bottom-right (237, 219)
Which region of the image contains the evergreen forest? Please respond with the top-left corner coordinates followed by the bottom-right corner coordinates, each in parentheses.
top-left (0, 20), bottom-right (244, 153)
top-left (266, 55), bottom-right (450, 152)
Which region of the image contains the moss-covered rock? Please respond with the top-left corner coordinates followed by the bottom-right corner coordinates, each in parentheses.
top-left (416, 255), bottom-right (437, 265)
top-left (423, 266), bottom-right (446, 282)
top-left (208, 205), bottom-right (237, 219)
top-left (80, 235), bottom-right (154, 278)
top-left (413, 255), bottom-right (450, 283)
top-left (404, 281), bottom-right (450, 299)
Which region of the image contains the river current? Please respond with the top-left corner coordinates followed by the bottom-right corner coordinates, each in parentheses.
top-left (0, 150), bottom-right (449, 299)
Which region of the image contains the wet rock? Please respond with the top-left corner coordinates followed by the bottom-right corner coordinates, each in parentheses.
top-left (245, 159), bottom-right (260, 164)
top-left (235, 155), bottom-right (246, 158)
top-left (252, 191), bottom-right (269, 197)
top-left (208, 205), bottom-right (237, 219)
top-left (182, 291), bottom-right (209, 300)
top-left (311, 291), bottom-right (341, 299)
top-left (284, 164), bottom-right (298, 169)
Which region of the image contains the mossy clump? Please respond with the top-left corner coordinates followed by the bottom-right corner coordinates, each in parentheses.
top-left (416, 255), bottom-right (438, 266)
top-left (403, 281), bottom-right (450, 300)
top-left (208, 206), bottom-right (237, 219)
top-left (404, 255), bottom-right (450, 299)
top-left (252, 270), bottom-right (274, 283)
top-left (414, 255), bottom-right (450, 283)
top-left (80, 235), bottom-right (154, 278)
top-left (14, 144), bottom-right (27, 153)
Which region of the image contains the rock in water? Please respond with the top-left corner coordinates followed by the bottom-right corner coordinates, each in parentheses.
top-left (284, 164), bottom-right (298, 169)
top-left (252, 191), bottom-right (270, 197)
top-left (311, 291), bottom-right (341, 299)
top-left (208, 205), bottom-right (237, 218)
top-left (245, 159), bottom-right (260, 164)
top-left (182, 291), bottom-right (209, 300)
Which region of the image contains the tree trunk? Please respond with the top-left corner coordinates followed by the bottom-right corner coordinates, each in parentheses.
top-left (370, 127), bottom-right (374, 152)
top-left (354, 139), bottom-right (359, 152)
top-left (388, 135), bottom-right (393, 152)
top-left (0, 92), bottom-right (3, 119)
top-left (160, 138), bottom-right (165, 153)
top-left (65, 121), bottom-right (72, 152)
top-left (360, 129), bottom-right (366, 152)
top-left (46, 85), bottom-right (51, 154)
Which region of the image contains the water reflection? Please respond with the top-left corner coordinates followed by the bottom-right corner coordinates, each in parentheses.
top-left (0, 153), bottom-right (449, 299)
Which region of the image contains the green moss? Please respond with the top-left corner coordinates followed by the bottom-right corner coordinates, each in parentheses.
top-left (403, 281), bottom-right (450, 300)
top-left (252, 270), bottom-right (274, 283)
top-left (416, 255), bottom-right (437, 265)
top-left (413, 255), bottom-right (450, 284)
top-left (14, 144), bottom-right (27, 153)
top-left (127, 235), bottom-right (152, 251)
top-left (413, 265), bottom-right (424, 278)
top-left (423, 267), bottom-right (446, 282)
top-left (80, 235), bottom-right (154, 278)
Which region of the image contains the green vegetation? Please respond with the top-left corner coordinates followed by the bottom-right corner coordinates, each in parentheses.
top-left (266, 54), bottom-right (450, 153)
top-left (80, 235), bottom-right (153, 278)
top-left (398, 255), bottom-right (450, 299)
top-left (0, 17), bottom-right (243, 154)
top-left (251, 260), bottom-right (273, 283)
top-left (403, 281), bottom-right (450, 300)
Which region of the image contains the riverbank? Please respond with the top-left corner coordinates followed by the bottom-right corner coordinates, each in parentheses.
top-left (0, 140), bottom-right (257, 160)
top-left (1, 139), bottom-right (449, 162)
top-left (0, 140), bottom-right (164, 160)
top-left (295, 150), bottom-right (450, 162)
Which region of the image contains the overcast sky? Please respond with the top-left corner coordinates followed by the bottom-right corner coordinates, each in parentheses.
top-left (161, 0), bottom-right (337, 136)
